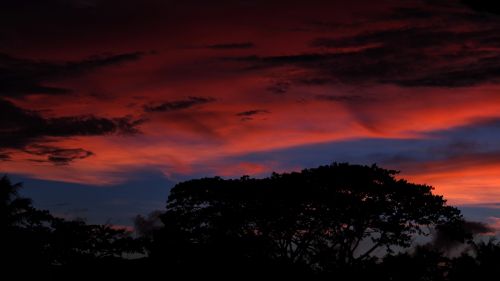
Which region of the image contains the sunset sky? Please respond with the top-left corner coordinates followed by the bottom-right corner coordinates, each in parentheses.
top-left (1, 0), bottom-right (500, 230)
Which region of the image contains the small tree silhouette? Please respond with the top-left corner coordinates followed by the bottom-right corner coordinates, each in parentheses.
top-left (1, 175), bottom-right (33, 228)
top-left (1, 175), bottom-right (144, 279)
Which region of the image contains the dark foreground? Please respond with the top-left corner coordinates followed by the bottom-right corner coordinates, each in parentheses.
top-left (2, 163), bottom-right (499, 280)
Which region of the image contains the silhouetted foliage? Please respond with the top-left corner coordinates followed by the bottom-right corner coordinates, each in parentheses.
top-left (151, 163), bottom-right (464, 278)
top-left (2, 163), bottom-right (499, 280)
top-left (0, 175), bottom-right (144, 279)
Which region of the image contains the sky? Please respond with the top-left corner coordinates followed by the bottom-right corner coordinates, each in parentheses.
top-left (1, 0), bottom-right (500, 230)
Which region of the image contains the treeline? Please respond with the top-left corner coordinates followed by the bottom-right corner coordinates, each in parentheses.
top-left (1, 163), bottom-right (499, 280)
top-left (1, 176), bottom-right (145, 278)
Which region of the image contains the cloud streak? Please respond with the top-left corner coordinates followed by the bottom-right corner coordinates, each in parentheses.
top-left (25, 145), bottom-right (94, 165)
top-left (0, 98), bottom-right (142, 165)
top-left (206, 42), bottom-right (255, 50)
top-left (143, 96), bottom-right (216, 113)
top-left (0, 52), bottom-right (144, 98)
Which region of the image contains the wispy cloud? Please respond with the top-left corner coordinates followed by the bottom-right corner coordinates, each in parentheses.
top-left (143, 96), bottom-right (216, 113)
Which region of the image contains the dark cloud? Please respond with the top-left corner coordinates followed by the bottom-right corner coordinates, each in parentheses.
top-left (232, 38), bottom-right (500, 88)
top-left (232, 53), bottom-right (334, 65)
top-left (461, 0), bottom-right (500, 15)
top-left (266, 80), bottom-right (291, 94)
top-left (227, 49), bottom-right (401, 85)
top-left (43, 115), bottom-right (142, 136)
top-left (134, 210), bottom-right (164, 237)
top-left (393, 56), bottom-right (500, 87)
top-left (432, 220), bottom-right (494, 253)
top-left (389, 7), bottom-right (435, 19)
top-left (236, 109), bottom-right (270, 117)
top-left (143, 96), bottom-right (216, 113)
top-left (0, 98), bottom-right (142, 164)
top-left (206, 42), bottom-right (255, 49)
top-left (309, 27), bottom-right (500, 50)
top-left (0, 152), bottom-right (11, 161)
top-left (225, 6), bottom-right (500, 89)
top-left (25, 144), bottom-right (93, 165)
top-left (236, 109), bottom-right (270, 121)
top-left (0, 52), bottom-right (144, 98)
top-left (0, 98), bottom-right (141, 147)
top-left (315, 94), bottom-right (365, 102)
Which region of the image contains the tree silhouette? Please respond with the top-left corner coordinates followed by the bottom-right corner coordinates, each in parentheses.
top-left (2, 164), bottom-right (498, 280)
top-left (152, 163), bottom-right (463, 277)
top-left (48, 218), bottom-right (142, 265)
top-left (1, 175), bottom-right (34, 228)
top-left (1, 175), bottom-right (54, 276)
top-left (1, 175), bottom-right (144, 279)
top-left (380, 246), bottom-right (450, 281)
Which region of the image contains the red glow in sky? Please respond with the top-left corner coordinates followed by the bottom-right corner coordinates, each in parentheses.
top-left (1, 0), bottom-right (500, 225)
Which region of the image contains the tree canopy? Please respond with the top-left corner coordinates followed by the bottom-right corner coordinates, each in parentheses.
top-left (152, 163), bottom-right (463, 276)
